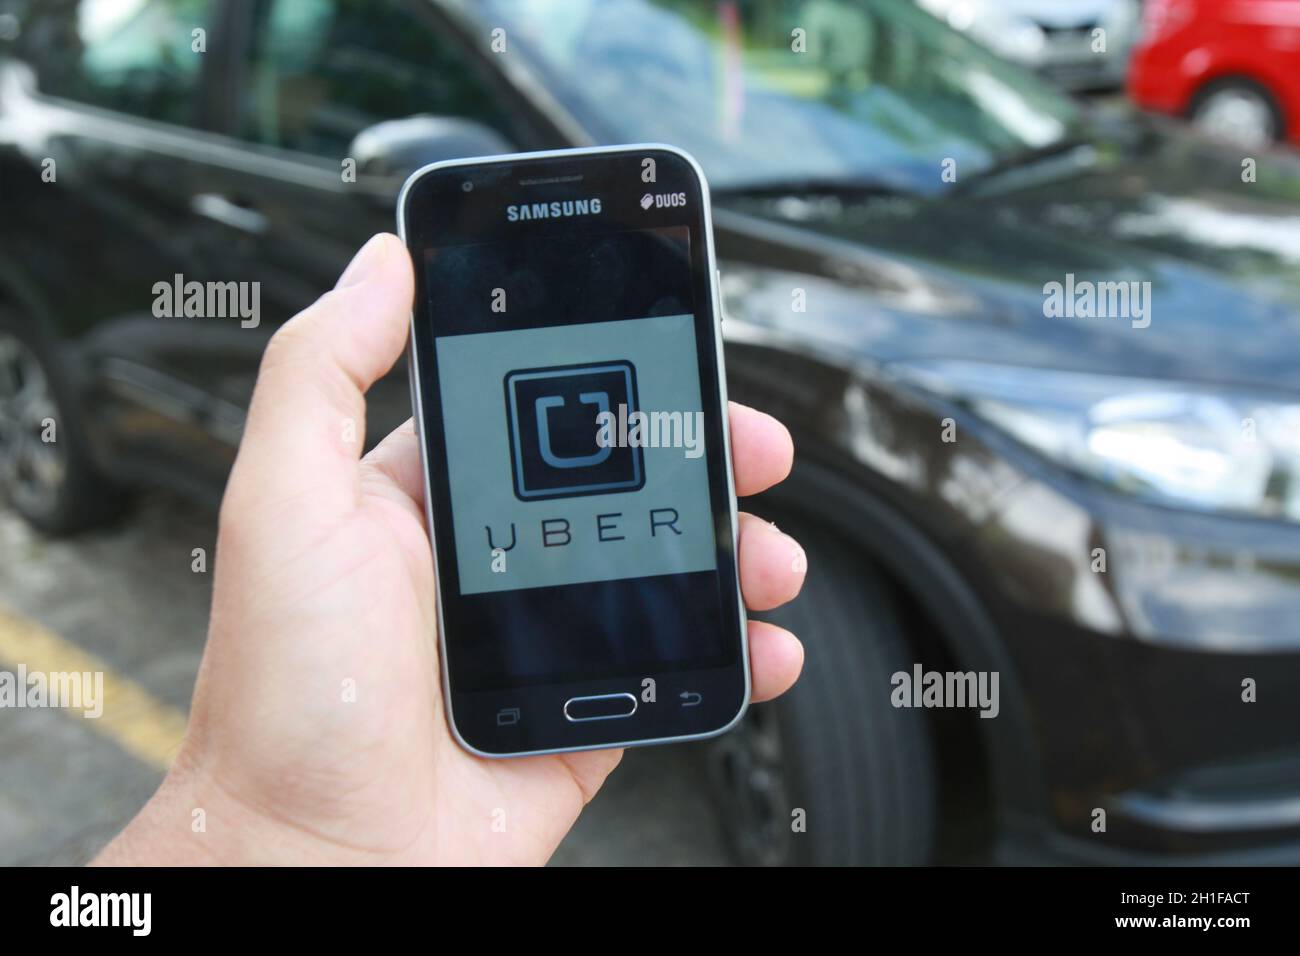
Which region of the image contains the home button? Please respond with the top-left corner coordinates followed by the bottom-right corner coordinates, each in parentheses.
top-left (564, 692), bottom-right (638, 722)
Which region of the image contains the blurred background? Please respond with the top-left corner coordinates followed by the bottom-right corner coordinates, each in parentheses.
top-left (3, 0), bottom-right (1300, 866)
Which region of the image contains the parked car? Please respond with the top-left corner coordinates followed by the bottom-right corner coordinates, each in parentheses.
top-left (916, 0), bottom-right (1142, 92)
top-left (1128, 0), bottom-right (1300, 147)
top-left (4, 0), bottom-right (1300, 866)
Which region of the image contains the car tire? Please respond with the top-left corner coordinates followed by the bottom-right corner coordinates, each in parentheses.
top-left (706, 520), bottom-right (938, 865)
top-left (1189, 77), bottom-right (1286, 147)
top-left (0, 311), bottom-right (128, 534)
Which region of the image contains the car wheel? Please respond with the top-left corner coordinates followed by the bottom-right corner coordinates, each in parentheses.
top-left (0, 314), bottom-right (127, 534)
top-left (706, 521), bottom-right (938, 865)
top-left (1189, 78), bottom-right (1285, 147)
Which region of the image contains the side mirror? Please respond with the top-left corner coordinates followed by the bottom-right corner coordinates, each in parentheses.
top-left (348, 116), bottom-right (514, 182)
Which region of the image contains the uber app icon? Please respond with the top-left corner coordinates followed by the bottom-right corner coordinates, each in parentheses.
top-left (504, 361), bottom-right (644, 501)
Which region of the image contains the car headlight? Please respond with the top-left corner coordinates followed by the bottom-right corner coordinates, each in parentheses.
top-left (892, 361), bottom-right (1300, 523)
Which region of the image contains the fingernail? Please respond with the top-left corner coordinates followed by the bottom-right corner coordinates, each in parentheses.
top-left (336, 234), bottom-right (388, 289)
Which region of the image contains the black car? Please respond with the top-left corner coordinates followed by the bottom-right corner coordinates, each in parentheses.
top-left (3, 0), bottom-right (1300, 866)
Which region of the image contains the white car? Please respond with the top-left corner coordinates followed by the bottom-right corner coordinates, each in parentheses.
top-left (917, 0), bottom-right (1141, 91)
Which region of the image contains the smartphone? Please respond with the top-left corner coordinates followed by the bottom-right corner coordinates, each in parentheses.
top-left (398, 144), bottom-right (747, 757)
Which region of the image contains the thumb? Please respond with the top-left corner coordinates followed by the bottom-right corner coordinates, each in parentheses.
top-left (226, 233), bottom-right (414, 523)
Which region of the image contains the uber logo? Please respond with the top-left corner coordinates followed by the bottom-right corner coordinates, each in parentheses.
top-left (504, 362), bottom-right (644, 501)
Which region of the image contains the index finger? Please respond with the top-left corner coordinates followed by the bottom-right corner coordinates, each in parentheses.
top-left (729, 401), bottom-right (794, 497)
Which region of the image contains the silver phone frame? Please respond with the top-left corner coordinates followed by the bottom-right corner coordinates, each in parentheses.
top-left (396, 143), bottom-right (750, 758)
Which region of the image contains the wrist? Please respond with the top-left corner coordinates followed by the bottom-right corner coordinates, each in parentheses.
top-left (93, 756), bottom-right (226, 865)
top-left (93, 751), bottom-right (351, 866)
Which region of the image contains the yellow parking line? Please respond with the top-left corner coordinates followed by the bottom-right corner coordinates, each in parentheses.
top-left (0, 606), bottom-right (188, 771)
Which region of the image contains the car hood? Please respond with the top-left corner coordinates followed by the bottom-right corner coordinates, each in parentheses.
top-left (713, 126), bottom-right (1300, 394)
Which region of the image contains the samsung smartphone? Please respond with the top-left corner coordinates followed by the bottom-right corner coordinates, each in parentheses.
top-left (398, 144), bottom-right (748, 757)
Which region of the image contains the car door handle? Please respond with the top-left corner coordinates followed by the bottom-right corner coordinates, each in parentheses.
top-left (190, 193), bottom-right (268, 235)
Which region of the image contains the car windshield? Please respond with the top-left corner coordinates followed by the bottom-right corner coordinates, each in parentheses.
top-left (461, 0), bottom-right (1081, 194)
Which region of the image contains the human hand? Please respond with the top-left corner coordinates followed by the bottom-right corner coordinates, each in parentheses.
top-left (96, 233), bottom-right (806, 866)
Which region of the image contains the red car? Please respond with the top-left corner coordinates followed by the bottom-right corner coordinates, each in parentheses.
top-left (1128, 0), bottom-right (1300, 147)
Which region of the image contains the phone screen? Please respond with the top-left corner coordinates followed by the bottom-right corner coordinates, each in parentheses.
top-left (403, 147), bottom-right (746, 754)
